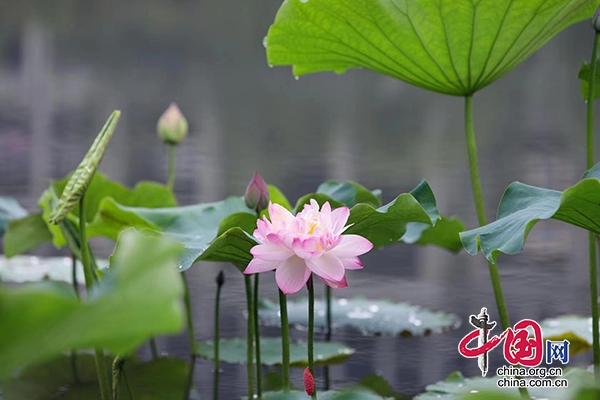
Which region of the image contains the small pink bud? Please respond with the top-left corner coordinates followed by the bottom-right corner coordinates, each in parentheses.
top-left (244, 172), bottom-right (270, 212)
top-left (303, 367), bottom-right (315, 396)
top-left (157, 103), bottom-right (188, 145)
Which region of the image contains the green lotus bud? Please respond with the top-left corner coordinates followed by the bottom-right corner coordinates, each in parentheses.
top-left (157, 103), bottom-right (188, 145)
top-left (244, 172), bottom-right (270, 212)
top-left (594, 6), bottom-right (600, 32)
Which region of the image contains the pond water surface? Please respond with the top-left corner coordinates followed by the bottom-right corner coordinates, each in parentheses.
top-left (0, 1), bottom-right (597, 397)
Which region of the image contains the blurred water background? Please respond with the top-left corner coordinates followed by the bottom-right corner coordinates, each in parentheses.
top-left (0, 1), bottom-right (598, 397)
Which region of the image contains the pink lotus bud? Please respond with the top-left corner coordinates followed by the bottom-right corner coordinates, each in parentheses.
top-left (157, 103), bottom-right (188, 145)
top-left (303, 367), bottom-right (315, 396)
top-left (244, 172), bottom-right (270, 212)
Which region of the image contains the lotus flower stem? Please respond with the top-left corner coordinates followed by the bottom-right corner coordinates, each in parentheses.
top-left (78, 196), bottom-right (111, 400)
top-left (324, 285), bottom-right (332, 390)
top-left (112, 356), bottom-right (125, 400)
top-left (464, 95), bottom-right (511, 332)
top-left (182, 271), bottom-right (197, 400)
top-left (214, 271), bottom-right (224, 400)
top-left (244, 275), bottom-right (255, 398)
top-left (278, 289), bottom-right (291, 392)
top-left (167, 145), bottom-right (176, 191)
top-left (307, 276), bottom-right (316, 399)
top-left (253, 273), bottom-right (262, 398)
top-left (70, 254), bottom-right (81, 384)
top-left (586, 30), bottom-right (600, 379)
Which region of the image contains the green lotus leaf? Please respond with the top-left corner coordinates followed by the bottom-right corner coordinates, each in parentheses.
top-left (0, 196), bottom-right (27, 237)
top-left (415, 368), bottom-right (594, 400)
top-left (460, 162), bottom-right (600, 263)
top-left (0, 229), bottom-right (185, 379)
top-left (2, 354), bottom-right (188, 400)
top-left (258, 297), bottom-right (459, 336)
top-left (3, 214), bottom-right (53, 257)
top-left (48, 111), bottom-right (121, 224)
top-left (266, 0), bottom-right (597, 96)
top-left (196, 337), bottom-right (354, 367)
top-left (31, 172), bottom-right (177, 248)
top-left (540, 315), bottom-right (594, 355)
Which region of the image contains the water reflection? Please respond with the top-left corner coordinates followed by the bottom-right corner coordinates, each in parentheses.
top-left (0, 1), bottom-right (597, 397)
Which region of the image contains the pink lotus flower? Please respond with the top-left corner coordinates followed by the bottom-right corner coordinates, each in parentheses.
top-left (243, 199), bottom-right (373, 294)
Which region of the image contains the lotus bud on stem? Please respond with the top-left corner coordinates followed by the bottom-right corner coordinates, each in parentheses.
top-left (213, 270), bottom-right (225, 400)
top-left (157, 102), bottom-right (188, 190)
top-left (245, 172), bottom-right (270, 213)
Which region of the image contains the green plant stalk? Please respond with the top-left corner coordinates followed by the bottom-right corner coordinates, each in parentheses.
top-left (464, 95), bottom-right (511, 331)
top-left (213, 275), bottom-right (223, 400)
top-left (182, 271), bottom-right (197, 400)
top-left (167, 144), bottom-right (176, 191)
top-left (308, 276), bottom-right (316, 399)
top-left (79, 197), bottom-right (111, 400)
top-left (324, 285), bottom-right (332, 390)
top-left (70, 254), bottom-right (80, 384)
top-left (244, 275), bottom-right (255, 398)
top-left (279, 289), bottom-right (291, 392)
top-left (586, 31), bottom-right (600, 378)
top-left (253, 274), bottom-right (262, 398)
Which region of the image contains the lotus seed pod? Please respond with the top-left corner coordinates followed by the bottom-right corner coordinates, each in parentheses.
top-left (157, 103), bottom-right (188, 145)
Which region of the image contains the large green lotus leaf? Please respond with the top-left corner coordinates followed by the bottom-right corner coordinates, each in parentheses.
top-left (48, 111), bottom-right (121, 224)
top-left (245, 390), bottom-right (392, 399)
top-left (3, 214), bottom-right (53, 257)
top-left (258, 297), bottom-right (459, 336)
top-left (266, 0), bottom-right (597, 96)
top-left (415, 368), bottom-right (594, 400)
top-left (196, 337), bottom-right (354, 367)
top-left (0, 256), bottom-right (109, 284)
top-left (2, 354), bottom-right (188, 400)
top-left (540, 315), bottom-right (594, 355)
top-left (0, 197), bottom-right (27, 237)
top-left (0, 229), bottom-right (185, 379)
top-left (34, 172), bottom-right (176, 248)
top-left (460, 162), bottom-right (600, 263)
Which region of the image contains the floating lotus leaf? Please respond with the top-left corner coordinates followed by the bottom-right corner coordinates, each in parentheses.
top-left (541, 315), bottom-right (595, 355)
top-left (415, 368), bottom-right (594, 400)
top-left (196, 337), bottom-right (354, 367)
top-left (2, 354), bottom-right (188, 400)
top-left (266, 0), bottom-right (597, 95)
top-left (460, 162), bottom-right (600, 263)
top-left (0, 256), bottom-right (110, 284)
top-left (0, 229), bottom-right (184, 379)
top-left (258, 297), bottom-right (460, 337)
top-left (48, 111), bottom-right (121, 224)
top-left (0, 196), bottom-right (27, 237)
